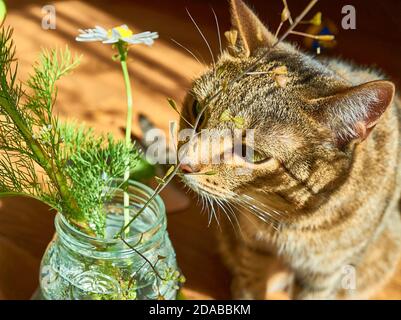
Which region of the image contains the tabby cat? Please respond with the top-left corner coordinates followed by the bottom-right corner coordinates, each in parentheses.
top-left (179, 0), bottom-right (401, 299)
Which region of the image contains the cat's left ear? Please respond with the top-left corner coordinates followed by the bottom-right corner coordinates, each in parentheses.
top-left (312, 80), bottom-right (395, 147)
top-left (229, 0), bottom-right (277, 57)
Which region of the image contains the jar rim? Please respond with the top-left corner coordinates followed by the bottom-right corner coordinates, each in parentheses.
top-left (57, 180), bottom-right (166, 246)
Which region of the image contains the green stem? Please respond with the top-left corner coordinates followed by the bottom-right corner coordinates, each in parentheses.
top-left (0, 191), bottom-right (58, 209)
top-left (117, 42), bottom-right (133, 236)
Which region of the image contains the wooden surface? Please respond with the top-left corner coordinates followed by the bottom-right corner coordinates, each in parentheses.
top-left (1, 0), bottom-right (401, 299)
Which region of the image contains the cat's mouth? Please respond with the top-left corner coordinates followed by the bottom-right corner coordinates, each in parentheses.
top-left (182, 174), bottom-right (287, 228)
top-left (181, 175), bottom-right (233, 201)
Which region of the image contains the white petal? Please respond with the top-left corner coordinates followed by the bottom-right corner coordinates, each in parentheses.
top-left (124, 38), bottom-right (140, 45)
top-left (76, 36), bottom-right (101, 42)
top-left (75, 27), bottom-right (109, 42)
top-left (94, 26), bottom-right (108, 36)
top-left (134, 31), bottom-right (152, 37)
top-left (102, 37), bottom-right (119, 44)
top-left (95, 25), bottom-right (107, 32)
top-left (111, 29), bottom-right (122, 39)
top-left (124, 31), bottom-right (159, 46)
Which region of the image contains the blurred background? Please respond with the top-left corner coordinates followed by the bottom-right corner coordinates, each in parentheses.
top-left (1, 0), bottom-right (400, 299)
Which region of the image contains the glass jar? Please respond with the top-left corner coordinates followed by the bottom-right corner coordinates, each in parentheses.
top-left (39, 180), bottom-right (182, 300)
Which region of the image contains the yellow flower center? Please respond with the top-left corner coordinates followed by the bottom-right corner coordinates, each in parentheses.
top-left (107, 26), bottom-right (133, 39)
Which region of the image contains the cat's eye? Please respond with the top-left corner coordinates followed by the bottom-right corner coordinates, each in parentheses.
top-left (242, 144), bottom-right (270, 164)
top-left (190, 99), bottom-right (206, 129)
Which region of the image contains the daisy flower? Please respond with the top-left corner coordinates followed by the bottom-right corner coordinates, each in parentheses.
top-left (76, 23), bottom-right (159, 231)
top-left (76, 24), bottom-right (158, 46)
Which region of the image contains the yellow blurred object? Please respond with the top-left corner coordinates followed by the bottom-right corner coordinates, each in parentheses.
top-left (224, 30), bottom-right (238, 47)
top-left (108, 26), bottom-right (134, 39)
top-left (0, 0), bottom-right (6, 22)
top-left (303, 18), bottom-right (338, 51)
top-left (272, 65), bottom-right (288, 75)
top-left (309, 12), bottom-right (322, 26)
top-left (316, 34), bottom-right (335, 41)
top-left (281, 7), bottom-right (290, 22)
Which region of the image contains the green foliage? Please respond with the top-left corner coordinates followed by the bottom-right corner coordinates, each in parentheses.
top-left (167, 97), bottom-right (193, 128)
top-left (0, 1), bottom-right (6, 22)
top-left (155, 165), bottom-right (175, 185)
top-left (219, 109), bottom-right (245, 129)
top-left (130, 156), bottom-right (156, 181)
top-left (0, 26), bottom-right (140, 235)
top-left (59, 123), bottom-right (139, 235)
top-left (0, 26), bottom-right (60, 209)
top-left (26, 48), bottom-right (80, 127)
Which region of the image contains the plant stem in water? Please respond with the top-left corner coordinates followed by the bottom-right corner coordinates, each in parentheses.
top-left (117, 43), bottom-right (133, 236)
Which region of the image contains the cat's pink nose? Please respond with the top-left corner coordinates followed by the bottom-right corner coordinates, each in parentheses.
top-left (180, 164), bottom-right (200, 174)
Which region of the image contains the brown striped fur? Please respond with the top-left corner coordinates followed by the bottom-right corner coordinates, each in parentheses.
top-left (179, 0), bottom-right (401, 299)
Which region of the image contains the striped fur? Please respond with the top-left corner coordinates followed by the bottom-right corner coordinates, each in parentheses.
top-left (179, 0), bottom-right (401, 299)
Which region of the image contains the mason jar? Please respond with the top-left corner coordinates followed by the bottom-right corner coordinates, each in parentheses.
top-left (39, 180), bottom-right (182, 300)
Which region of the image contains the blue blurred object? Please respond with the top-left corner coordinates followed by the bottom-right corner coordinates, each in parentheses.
top-left (304, 18), bottom-right (338, 54)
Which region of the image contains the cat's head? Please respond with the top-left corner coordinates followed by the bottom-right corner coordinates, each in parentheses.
top-left (178, 0), bottom-right (395, 218)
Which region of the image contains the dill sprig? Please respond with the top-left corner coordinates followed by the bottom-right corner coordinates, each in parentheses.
top-left (59, 123), bottom-right (139, 235)
top-left (0, 26), bottom-right (68, 211)
top-left (0, 26), bottom-right (139, 235)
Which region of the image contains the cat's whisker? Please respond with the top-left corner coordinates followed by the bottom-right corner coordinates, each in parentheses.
top-left (246, 71), bottom-right (270, 75)
top-left (215, 198), bottom-right (230, 220)
top-left (213, 190), bottom-right (280, 229)
top-left (210, 196), bottom-right (221, 229)
top-left (236, 200), bottom-right (273, 224)
top-left (199, 195), bottom-right (204, 212)
top-left (211, 7), bottom-right (223, 56)
top-left (186, 8), bottom-right (216, 69)
top-left (200, 192), bottom-right (207, 214)
top-left (222, 192), bottom-right (262, 230)
top-left (215, 198), bottom-right (232, 230)
top-left (231, 198), bottom-right (267, 222)
top-left (220, 204), bottom-right (240, 235)
top-left (183, 176), bottom-right (283, 230)
top-left (240, 194), bottom-right (287, 218)
top-left (195, 187), bottom-right (201, 206)
top-left (194, 49), bottom-right (208, 66)
top-left (206, 196), bottom-right (215, 227)
top-left (170, 38), bottom-right (203, 66)
top-left (220, 199), bottom-right (236, 218)
top-left (186, 181), bottom-right (243, 233)
top-left (233, 197), bottom-right (280, 231)
top-left (199, 190), bottom-right (223, 229)
top-left (237, 197), bottom-right (279, 220)
top-left (219, 199), bottom-right (244, 237)
top-left (236, 204), bottom-right (260, 229)
top-left (201, 193), bottom-right (211, 225)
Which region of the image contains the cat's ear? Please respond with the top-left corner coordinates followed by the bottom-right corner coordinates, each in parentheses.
top-left (229, 0), bottom-right (276, 57)
top-left (313, 80), bottom-right (395, 147)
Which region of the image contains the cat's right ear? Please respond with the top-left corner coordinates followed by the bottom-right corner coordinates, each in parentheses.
top-left (228, 0), bottom-right (277, 57)
top-left (311, 80), bottom-right (395, 148)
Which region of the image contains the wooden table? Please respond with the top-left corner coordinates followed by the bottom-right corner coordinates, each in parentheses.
top-left (1, 0), bottom-right (401, 299)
